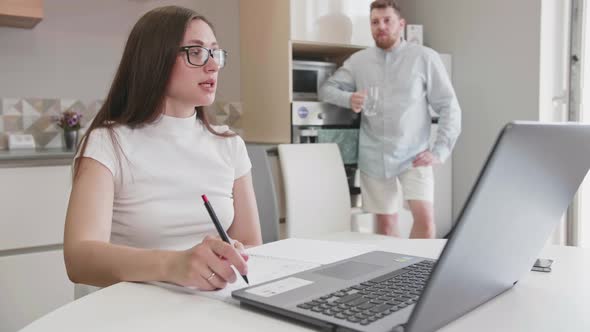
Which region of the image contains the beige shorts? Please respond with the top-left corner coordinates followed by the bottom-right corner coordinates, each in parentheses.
top-left (360, 166), bottom-right (434, 214)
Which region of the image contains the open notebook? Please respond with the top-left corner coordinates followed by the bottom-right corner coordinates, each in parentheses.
top-left (150, 238), bottom-right (376, 303)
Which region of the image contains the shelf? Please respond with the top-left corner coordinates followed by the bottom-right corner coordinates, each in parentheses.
top-left (0, 0), bottom-right (43, 29)
top-left (0, 148), bottom-right (74, 167)
top-left (292, 40), bottom-right (366, 59)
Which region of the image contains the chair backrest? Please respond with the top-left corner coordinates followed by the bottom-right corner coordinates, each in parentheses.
top-left (74, 284), bottom-right (100, 299)
top-left (278, 143), bottom-right (351, 238)
top-left (246, 144), bottom-right (280, 243)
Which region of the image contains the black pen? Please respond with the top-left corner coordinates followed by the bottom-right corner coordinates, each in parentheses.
top-left (201, 194), bottom-right (249, 284)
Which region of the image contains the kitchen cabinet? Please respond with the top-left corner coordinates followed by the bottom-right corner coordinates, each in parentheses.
top-left (0, 165), bottom-right (71, 250)
top-left (290, 0), bottom-right (373, 46)
top-left (239, 0), bottom-right (371, 143)
top-left (0, 0), bottom-right (43, 29)
top-left (0, 164), bottom-right (73, 331)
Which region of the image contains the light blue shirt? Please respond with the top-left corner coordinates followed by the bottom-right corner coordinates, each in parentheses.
top-left (319, 40), bottom-right (461, 179)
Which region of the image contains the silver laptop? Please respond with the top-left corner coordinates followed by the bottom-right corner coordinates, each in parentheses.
top-left (233, 122), bottom-right (590, 332)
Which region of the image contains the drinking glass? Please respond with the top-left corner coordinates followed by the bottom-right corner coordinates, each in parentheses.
top-left (362, 86), bottom-right (381, 117)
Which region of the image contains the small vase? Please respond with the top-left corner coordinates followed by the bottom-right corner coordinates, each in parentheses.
top-left (63, 130), bottom-right (79, 151)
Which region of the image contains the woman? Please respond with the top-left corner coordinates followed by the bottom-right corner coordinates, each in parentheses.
top-left (63, 6), bottom-right (262, 292)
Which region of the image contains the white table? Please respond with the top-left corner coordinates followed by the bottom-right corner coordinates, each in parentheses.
top-left (20, 232), bottom-right (590, 332)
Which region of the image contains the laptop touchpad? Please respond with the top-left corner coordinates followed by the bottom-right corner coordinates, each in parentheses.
top-left (314, 261), bottom-right (383, 280)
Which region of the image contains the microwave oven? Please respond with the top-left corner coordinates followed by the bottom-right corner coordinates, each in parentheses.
top-left (292, 60), bottom-right (337, 101)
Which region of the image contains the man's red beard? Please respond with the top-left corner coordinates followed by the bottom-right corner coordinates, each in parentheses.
top-left (375, 35), bottom-right (396, 49)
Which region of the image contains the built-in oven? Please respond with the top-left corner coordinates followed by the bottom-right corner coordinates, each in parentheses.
top-left (291, 101), bottom-right (361, 201)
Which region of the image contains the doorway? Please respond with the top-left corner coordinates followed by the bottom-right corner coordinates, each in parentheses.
top-left (569, 0), bottom-right (590, 247)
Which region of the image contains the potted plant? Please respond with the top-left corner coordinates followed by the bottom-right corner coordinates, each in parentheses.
top-left (55, 110), bottom-right (82, 150)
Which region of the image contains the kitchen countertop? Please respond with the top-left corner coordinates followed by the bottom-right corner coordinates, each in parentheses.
top-left (0, 148), bottom-right (75, 168)
top-left (0, 117), bottom-right (440, 168)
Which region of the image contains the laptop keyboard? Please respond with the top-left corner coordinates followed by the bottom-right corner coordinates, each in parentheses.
top-left (296, 260), bottom-right (434, 326)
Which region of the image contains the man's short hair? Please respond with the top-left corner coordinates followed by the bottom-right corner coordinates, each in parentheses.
top-left (370, 0), bottom-right (402, 17)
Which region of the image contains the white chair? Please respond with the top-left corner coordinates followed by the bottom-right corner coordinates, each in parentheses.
top-left (74, 284), bottom-right (100, 299)
top-left (246, 144), bottom-right (280, 243)
top-left (278, 143), bottom-right (367, 238)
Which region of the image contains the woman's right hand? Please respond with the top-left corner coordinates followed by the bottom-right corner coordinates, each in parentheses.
top-left (166, 235), bottom-right (249, 290)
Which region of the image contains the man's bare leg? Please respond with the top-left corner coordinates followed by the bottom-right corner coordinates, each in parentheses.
top-left (375, 213), bottom-right (401, 237)
top-left (407, 200), bottom-right (435, 238)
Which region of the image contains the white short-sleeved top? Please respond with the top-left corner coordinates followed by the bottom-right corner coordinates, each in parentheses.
top-left (75, 114), bottom-right (252, 251)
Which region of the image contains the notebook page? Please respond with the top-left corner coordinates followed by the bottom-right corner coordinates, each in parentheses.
top-left (150, 255), bottom-right (319, 303)
top-left (246, 238), bottom-right (377, 264)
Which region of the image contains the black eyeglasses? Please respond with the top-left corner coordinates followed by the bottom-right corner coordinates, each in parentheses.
top-left (179, 45), bottom-right (227, 68)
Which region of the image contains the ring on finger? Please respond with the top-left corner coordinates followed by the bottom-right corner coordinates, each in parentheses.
top-left (206, 272), bottom-right (216, 281)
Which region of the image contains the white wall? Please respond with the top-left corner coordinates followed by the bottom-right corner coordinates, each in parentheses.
top-left (0, 0), bottom-right (240, 102)
top-left (398, 0), bottom-right (544, 217)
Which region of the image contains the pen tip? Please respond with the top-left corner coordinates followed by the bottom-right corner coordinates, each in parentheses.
top-left (243, 275), bottom-right (249, 284)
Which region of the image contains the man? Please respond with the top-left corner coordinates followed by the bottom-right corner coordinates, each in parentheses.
top-left (319, 0), bottom-right (461, 238)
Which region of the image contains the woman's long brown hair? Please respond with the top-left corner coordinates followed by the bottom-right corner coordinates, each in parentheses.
top-left (74, 6), bottom-right (231, 180)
